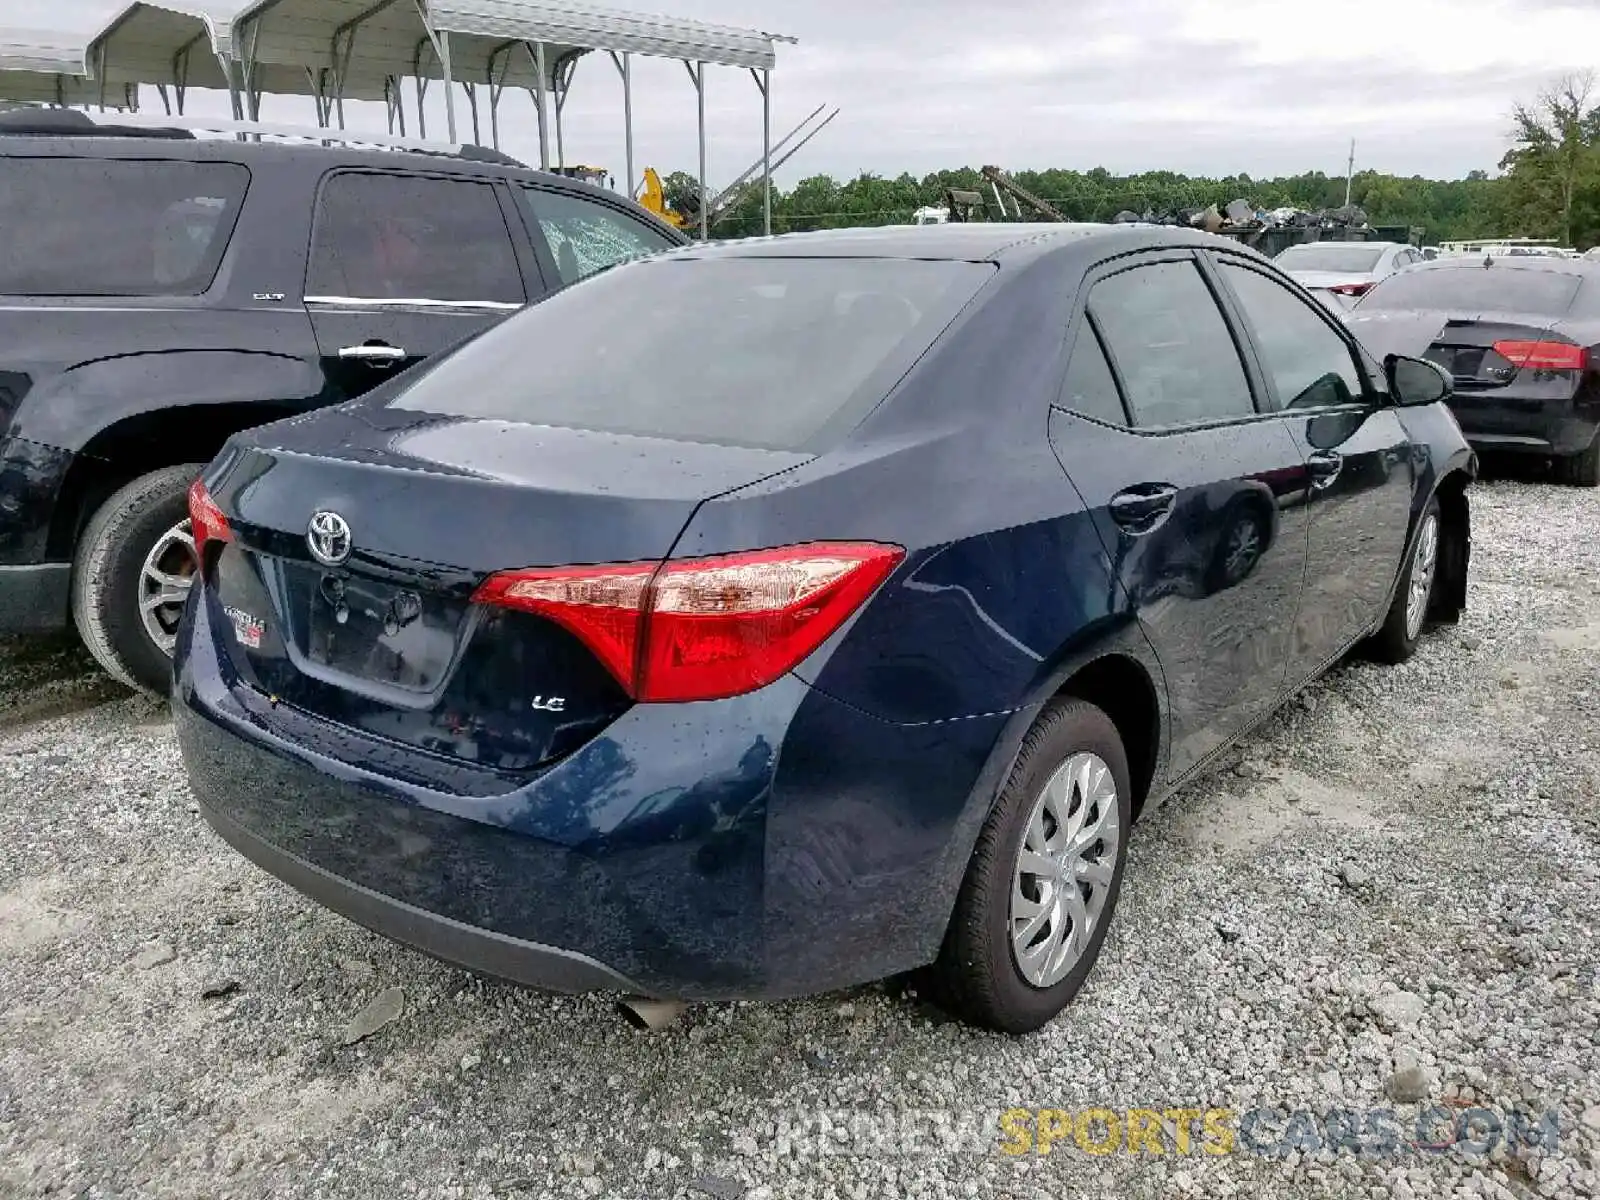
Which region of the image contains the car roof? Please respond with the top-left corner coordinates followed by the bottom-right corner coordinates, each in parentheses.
top-left (0, 129), bottom-right (603, 192)
top-left (677, 221), bottom-right (1247, 264)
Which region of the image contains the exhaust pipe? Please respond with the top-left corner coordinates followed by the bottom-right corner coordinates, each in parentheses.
top-left (617, 996), bottom-right (687, 1031)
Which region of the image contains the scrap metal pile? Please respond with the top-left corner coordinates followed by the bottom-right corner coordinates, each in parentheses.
top-left (1111, 198), bottom-right (1372, 234)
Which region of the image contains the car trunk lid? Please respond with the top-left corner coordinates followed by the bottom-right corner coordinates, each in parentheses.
top-left (203, 407), bottom-right (808, 774)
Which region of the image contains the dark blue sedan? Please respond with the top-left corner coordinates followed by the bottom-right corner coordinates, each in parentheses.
top-left (174, 224), bottom-right (1475, 1034)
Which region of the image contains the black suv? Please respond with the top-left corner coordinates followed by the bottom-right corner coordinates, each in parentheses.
top-left (0, 110), bottom-right (688, 692)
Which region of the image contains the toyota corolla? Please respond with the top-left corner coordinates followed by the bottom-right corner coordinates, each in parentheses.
top-left (174, 224), bottom-right (1475, 1033)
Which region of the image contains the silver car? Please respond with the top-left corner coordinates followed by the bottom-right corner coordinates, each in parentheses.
top-left (1274, 241), bottom-right (1423, 309)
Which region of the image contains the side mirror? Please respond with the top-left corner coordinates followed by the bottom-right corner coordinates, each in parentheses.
top-left (1385, 354), bottom-right (1452, 406)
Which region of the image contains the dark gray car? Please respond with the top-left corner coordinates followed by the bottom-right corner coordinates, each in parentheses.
top-left (1344, 256), bottom-right (1600, 486)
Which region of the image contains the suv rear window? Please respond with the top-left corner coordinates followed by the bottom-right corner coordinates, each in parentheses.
top-left (1358, 266), bottom-right (1581, 315)
top-left (388, 257), bottom-right (993, 451)
top-left (0, 157), bottom-right (248, 296)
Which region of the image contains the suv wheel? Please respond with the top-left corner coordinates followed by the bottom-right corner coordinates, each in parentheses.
top-left (929, 698), bottom-right (1132, 1034)
top-left (72, 464), bottom-right (204, 695)
top-left (1555, 434), bottom-right (1600, 487)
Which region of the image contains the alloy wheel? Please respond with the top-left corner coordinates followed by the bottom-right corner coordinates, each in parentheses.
top-left (1010, 751), bottom-right (1121, 989)
top-left (139, 518), bottom-right (198, 656)
top-left (1404, 512), bottom-right (1439, 641)
top-left (1224, 516), bottom-right (1263, 583)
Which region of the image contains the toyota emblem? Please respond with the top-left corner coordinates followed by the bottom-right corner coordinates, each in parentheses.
top-left (307, 510), bottom-right (353, 566)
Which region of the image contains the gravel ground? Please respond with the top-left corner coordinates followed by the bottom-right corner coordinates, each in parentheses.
top-left (1, 477), bottom-right (1598, 1200)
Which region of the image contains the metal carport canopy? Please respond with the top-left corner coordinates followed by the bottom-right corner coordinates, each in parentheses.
top-left (0, 29), bottom-right (133, 108)
top-left (228, 0), bottom-right (793, 234)
top-left (85, 3), bottom-right (396, 118)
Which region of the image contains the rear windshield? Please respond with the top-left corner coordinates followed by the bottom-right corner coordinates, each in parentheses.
top-left (0, 157), bottom-right (249, 296)
top-left (1276, 244), bottom-right (1386, 272)
top-left (389, 257), bottom-right (994, 451)
top-left (1357, 266), bottom-right (1582, 315)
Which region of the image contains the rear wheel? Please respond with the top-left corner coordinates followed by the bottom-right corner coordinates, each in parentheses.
top-left (929, 699), bottom-right (1132, 1034)
top-left (1370, 495), bottom-right (1440, 665)
top-left (1555, 434), bottom-right (1600, 487)
top-left (71, 464), bottom-right (204, 695)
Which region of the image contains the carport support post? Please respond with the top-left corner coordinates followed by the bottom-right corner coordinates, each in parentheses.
top-left (610, 51), bottom-right (634, 198)
top-left (686, 60), bottom-right (707, 240)
top-left (753, 68), bottom-right (772, 237)
top-left (216, 51), bottom-right (243, 119)
top-left (412, 40), bottom-right (430, 139)
top-left (94, 44), bottom-right (108, 111)
top-left (533, 41), bottom-right (550, 169)
top-left (437, 31), bottom-right (457, 142)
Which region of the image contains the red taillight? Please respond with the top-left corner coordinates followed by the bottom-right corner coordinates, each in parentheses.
top-left (1329, 282), bottom-right (1374, 297)
top-left (1491, 340), bottom-right (1589, 372)
top-left (187, 479), bottom-right (232, 554)
top-left (471, 561), bottom-right (654, 692)
top-left (473, 541), bottom-right (905, 703)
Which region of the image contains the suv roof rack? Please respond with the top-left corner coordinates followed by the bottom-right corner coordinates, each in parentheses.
top-left (2, 110), bottom-right (528, 167)
top-left (0, 107), bottom-right (194, 140)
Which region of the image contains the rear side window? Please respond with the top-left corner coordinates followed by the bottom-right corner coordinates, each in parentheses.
top-left (388, 257), bottom-right (993, 451)
top-left (520, 188), bottom-right (677, 286)
top-left (1088, 260), bottom-right (1255, 427)
top-left (1058, 322), bottom-right (1128, 425)
top-left (306, 172), bottom-right (524, 305)
top-left (1359, 266), bottom-right (1581, 315)
top-left (0, 157), bottom-right (247, 296)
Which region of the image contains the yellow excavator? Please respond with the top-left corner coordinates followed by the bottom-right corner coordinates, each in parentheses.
top-left (563, 105), bottom-right (840, 235)
top-left (636, 167), bottom-right (690, 230)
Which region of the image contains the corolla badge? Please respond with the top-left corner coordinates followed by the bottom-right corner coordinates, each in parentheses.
top-left (307, 510), bottom-right (353, 566)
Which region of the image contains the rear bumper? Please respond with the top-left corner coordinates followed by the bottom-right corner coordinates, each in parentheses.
top-left (174, 589), bottom-right (1011, 1000)
top-left (0, 562), bottom-right (70, 634)
top-left (199, 794), bottom-right (644, 994)
top-left (1450, 396), bottom-right (1598, 457)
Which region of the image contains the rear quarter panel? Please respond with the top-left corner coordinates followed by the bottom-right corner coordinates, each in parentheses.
top-left (671, 252), bottom-right (1172, 977)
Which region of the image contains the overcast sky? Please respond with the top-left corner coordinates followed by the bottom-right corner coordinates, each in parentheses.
top-left (18, 0), bottom-right (1600, 191)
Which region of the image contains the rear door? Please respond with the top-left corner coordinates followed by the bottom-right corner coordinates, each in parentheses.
top-left (302, 170), bottom-right (531, 402)
top-left (1048, 251), bottom-right (1313, 780)
top-left (1211, 253), bottom-right (1416, 682)
top-left (512, 185), bottom-right (683, 288)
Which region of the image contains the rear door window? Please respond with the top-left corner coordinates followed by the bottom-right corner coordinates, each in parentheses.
top-left (306, 172), bottom-right (525, 305)
top-left (0, 156), bottom-right (248, 296)
top-left (519, 188), bottom-right (678, 286)
top-left (1219, 261), bottom-right (1368, 409)
top-left (1087, 259), bottom-right (1257, 427)
top-left (1057, 321), bottom-right (1128, 425)
top-left (387, 256), bottom-right (993, 451)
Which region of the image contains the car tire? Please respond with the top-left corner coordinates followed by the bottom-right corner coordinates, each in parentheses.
top-left (1555, 435), bottom-right (1600, 487)
top-left (1203, 500), bottom-right (1270, 594)
top-left (71, 464), bottom-right (205, 696)
top-left (1370, 494), bottom-right (1441, 665)
top-left (929, 698), bottom-right (1132, 1034)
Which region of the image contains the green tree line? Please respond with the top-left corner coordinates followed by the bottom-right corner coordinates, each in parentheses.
top-left (668, 72), bottom-right (1600, 249)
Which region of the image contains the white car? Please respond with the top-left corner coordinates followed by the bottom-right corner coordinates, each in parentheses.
top-left (1273, 241), bottom-right (1423, 309)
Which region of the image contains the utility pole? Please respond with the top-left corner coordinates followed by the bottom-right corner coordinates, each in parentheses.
top-left (1344, 139), bottom-right (1356, 207)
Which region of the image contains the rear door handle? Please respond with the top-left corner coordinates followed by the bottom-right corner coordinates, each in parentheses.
top-left (1108, 484), bottom-right (1179, 532)
top-left (1308, 451), bottom-right (1343, 490)
top-left (338, 342), bottom-right (407, 367)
